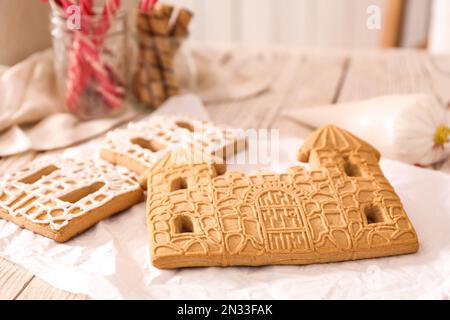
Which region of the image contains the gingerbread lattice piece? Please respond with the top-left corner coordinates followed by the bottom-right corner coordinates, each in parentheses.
top-left (146, 125), bottom-right (419, 268)
top-left (100, 115), bottom-right (246, 186)
top-left (0, 156), bottom-right (144, 242)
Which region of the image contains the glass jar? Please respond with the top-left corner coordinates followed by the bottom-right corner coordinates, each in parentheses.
top-left (50, 4), bottom-right (128, 119)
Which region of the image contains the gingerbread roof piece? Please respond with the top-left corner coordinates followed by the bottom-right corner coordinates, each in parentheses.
top-left (298, 125), bottom-right (381, 163)
top-left (146, 125), bottom-right (418, 269)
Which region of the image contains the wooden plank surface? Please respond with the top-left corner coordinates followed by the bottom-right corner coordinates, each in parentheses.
top-left (15, 276), bottom-right (87, 300)
top-left (339, 50), bottom-right (436, 102)
top-left (270, 52), bottom-right (349, 137)
top-left (0, 48), bottom-right (445, 299)
top-left (0, 257), bottom-right (34, 300)
top-left (208, 48), bottom-right (300, 129)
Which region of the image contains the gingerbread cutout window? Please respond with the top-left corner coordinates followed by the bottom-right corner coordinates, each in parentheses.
top-left (175, 121), bottom-right (195, 133)
top-left (131, 138), bottom-right (166, 153)
top-left (364, 205), bottom-right (386, 225)
top-left (174, 215), bottom-right (195, 234)
top-left (19, 165), bottom-right (59, 184)
top-left (343, 157), bottom-right (363, 177)
top-left (59, 182), bottom-right (105, 204)
top-left (170, 177), bottom-right (188, 191)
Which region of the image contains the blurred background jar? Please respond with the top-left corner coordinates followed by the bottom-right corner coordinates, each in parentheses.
top-left (131, 3), bottom-right (197, 110)
top-left (50, 1), bottom-right (128, 119)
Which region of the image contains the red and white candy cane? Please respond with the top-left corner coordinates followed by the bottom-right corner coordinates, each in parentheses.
top-left (66, 0), bottom-right (124, 110)
top-left (80, 0), bottom-right (94, 16)
top-left (97, 0), bottom-right (121, 33)
top-left (44, 0), bottom-right (124, 111)
top-left (66, 33), bottom-right (124, 111)
top-left (139, 0), bottom-right (158, 12)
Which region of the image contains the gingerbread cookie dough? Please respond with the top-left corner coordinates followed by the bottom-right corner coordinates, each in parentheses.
top-left (100, 115), bottom-right (246, 186)
top-left (0, 156), bottom-right (144, 242)
top-left (146, 125), bottom-right (419, 268)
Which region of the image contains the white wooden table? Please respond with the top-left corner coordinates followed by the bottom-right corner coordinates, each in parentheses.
top-left (1, 48), bottom-right (449, 300)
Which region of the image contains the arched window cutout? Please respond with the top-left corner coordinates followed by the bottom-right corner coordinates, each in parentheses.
top-left (19, 165), bottom-right (59, 184)
top-left (364, 205), bottom-right (385, 224)
top-left (174, 215), bottom-right (194, 234)
top-left (175, 121), bottom-right (195, 133)
top-left (170, 177), bottom-right (188, 191)
top-left (343, 157), bottom-right (362, 177)
top-left (131, 138), bottom-right (166, 153)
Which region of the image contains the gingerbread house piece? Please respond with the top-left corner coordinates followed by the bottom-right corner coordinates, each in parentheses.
top-left (0, 156), bottom-right (143, 242)
top-left (146, 125), bottom-right (419, 269)
top-left (100, 115), bottom-right (246, 187)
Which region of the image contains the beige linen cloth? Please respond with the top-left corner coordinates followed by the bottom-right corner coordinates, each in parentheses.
top-left (0, 50), bottom-right (138, 157)
top-left (0, 47), bottom-right (270, 157)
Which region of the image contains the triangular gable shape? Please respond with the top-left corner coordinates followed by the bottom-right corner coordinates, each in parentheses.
top-left (298, 125), bottom-right (381, 162)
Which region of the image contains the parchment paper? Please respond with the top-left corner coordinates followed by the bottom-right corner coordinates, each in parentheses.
top-left (0, 97), bottom-right (449, 299)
